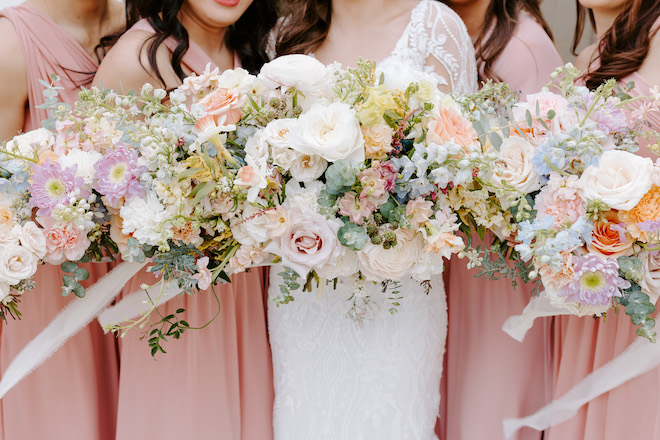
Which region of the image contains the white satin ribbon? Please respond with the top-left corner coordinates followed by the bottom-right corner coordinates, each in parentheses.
top-left (502, 294), bottom-right (572, 342)
top-left (502, 335), bottom-right (660, 439)
top-left (0, 261), bottom-right (147, 399)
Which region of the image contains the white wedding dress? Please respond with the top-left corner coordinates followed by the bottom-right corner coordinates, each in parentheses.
top-left (267, 2), bottom-right (477, 439)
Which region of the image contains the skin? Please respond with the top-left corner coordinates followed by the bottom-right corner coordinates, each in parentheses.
top-left (0, 0), bottom-right (125, 141)
top-left (313, 0), bottom-right (454, 93)
top-left (92, 0), bottom-right (254, 93)
top-left (575, 0), bottom-right (660, 86)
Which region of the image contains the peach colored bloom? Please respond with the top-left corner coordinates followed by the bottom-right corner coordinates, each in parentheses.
top-left (172, 220), bottom-right (202, 246)
top-left (588, 211), bottom-right (634, 258)
top-left (619, 185), bottom-right (660, 242)
top-left (405, 198), bottom-right (434, 228)
top-left (361, 123), bottom-right (394, 160)
top-left (43, 225), bottom-right (90, 264)
top-left (538, 251), bottom-right (575, 290)
top-left (0, 204), bottom-right (13, 231)
top-left (109, 214), bottom-right (130, 253)
top-left (198, 87), bottom-right (244, 125)
top-left (427, 107), bottom-right (476, 150)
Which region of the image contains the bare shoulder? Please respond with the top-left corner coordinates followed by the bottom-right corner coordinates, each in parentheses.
top-left (638, 28), bottom-right (660, 86)
top-left (574, 43), bottom-right (598, 73)
top-left (0, 17), bottom-right (28, 140)
top-left (93, 29), bottom-right (179, 93)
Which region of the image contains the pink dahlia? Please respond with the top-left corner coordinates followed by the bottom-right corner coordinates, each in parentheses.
top-left (29, 159), bottom-right (85, 216)
top-left (94, 143), bottom-right (147, 209)
top-left (559, 254), bottom-right (630, 307)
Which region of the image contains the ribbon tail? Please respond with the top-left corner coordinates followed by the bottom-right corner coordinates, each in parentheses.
top-left (502, 335), bottom-right (660, 439)
top-left (502, 292), bottom-right (571, 342)
top-left (0, 261), bottom-right (147, 399)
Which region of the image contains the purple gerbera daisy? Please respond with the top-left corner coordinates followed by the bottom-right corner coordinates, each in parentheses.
top-left (94, 143), bottom-right (147, 209)
top-left (29, 159), bottom-right (84, 216)
top-left (559, 254), bottom-right (630, 307)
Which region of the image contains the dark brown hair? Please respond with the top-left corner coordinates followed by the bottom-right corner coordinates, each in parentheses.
top-left (466, 0), bottom-right (554, 82)
top-left (109, 0), bottom-right (277, 86)
top-left (573, 0), bottom-right (660, 90)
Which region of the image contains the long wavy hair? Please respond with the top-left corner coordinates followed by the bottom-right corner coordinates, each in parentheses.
top-left (465, 0), bottom-right (553, 82)
top-left (573, 0), bottom-right (660, 90)
top-left (104, 0), bottom-right (277, 86)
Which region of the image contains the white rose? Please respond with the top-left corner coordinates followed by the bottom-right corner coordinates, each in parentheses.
top-left (0, 244), bottom-right (38, 285)
top-left (289, 153), bottom-right (327, 182)
top-left (258, 54), bottom-right (329, 95)
top-left (265, 210), bottom-right (343, 278)
top-left (316, 248), bottom-right (360, 279)
top-left (0, 227), bottom-right (20, 247)
top-left (217, 67), bottom-right (265, 94)
top-left (491, 136), bottom-right (542, 195)
top-left (0, 281), bottom-right (10, 302)
top-left (283, 180), bottom-right (325, 213)
top-left (358, 229), bottom-right (424, 281)
top-left (264, 118), bottom-right (296, 149)
top-left (639, 251), bottom-right (660, 305)
top-left (376, 60), bottom-right (443, 107)
top-left (231, 202), bottom-right (271, 247)
top-left (271, 145), bottom-right (298, 171)
top-left (17, 222), bottom-right (47, 259)
top-left (6, 128), bottom-right (54, 159)
top-left (289, 102), bottom-right (365, 163)
top-left (244, 128), bottom-right (270, 163)
top-left (579, 150), bottom-right (654, 210)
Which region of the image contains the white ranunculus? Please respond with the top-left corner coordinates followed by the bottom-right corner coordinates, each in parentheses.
top-left (639, 251), bottom-right (660, 305)
top-left (258, 54), bottom-right (329, 94)
top-left (289, 153), bottom-right (327, 183)
top-left (358, 229), bottom-right (424, 281)
top-left (0, 244), bottom-right (38, 285)
top-left (579, 150), bottom-right (654, 211)
top-left (6, 128), bottom-right (54, 159)
top-left (217, 67), bottom-right (265, 94)
top-left (289, 102), bottom-right (365, 163)
top-left (265, 210), bottom-right (343, 277)
top-left (491, 136), bottom-right (542, 195)
top-left (283, 180), bottom-right (325, 213)
top-left (17, 222), bottom-right (47, 259)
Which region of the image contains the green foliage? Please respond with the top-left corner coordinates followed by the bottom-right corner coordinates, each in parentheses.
top-left (60, 262), bottom-right (89, 298)
top-left (272, 267), bottom-right (300, 306)
top-left (337, 222), bottom-right (369, 251)
top-left (618, 284), bottom-right (656, 342)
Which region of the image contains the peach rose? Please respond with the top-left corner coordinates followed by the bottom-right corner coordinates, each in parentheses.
top-left (427, 107), bottom-right (476, 150)
top-left (0, 204), bottom-right (13, 231)
top-left (588, 211), bottom-right (634, 258)
top-left (198, 87), bottom-right (245, 125)
top-left (619, 185), bottom-right (660, 242)
top-left (109, 214), bottom-right (130, 254)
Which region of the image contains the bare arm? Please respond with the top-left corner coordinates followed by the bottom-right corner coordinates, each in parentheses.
top-left (92, 30), bottom-right (182, 93)
top-left (0, 17), bottom-right (29, 141)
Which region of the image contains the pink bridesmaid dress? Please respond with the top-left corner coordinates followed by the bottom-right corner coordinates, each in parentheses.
top-left (0, 5), bottom-right (119, 440)
top-left (439, 12), bottom-right (563, 440)
top-left (547, 71), bottom-right (660, 439)
top-left (111, 20), bottom-right (273, 440)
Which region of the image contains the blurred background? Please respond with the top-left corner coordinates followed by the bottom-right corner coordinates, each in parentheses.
top-left (0, 0), bottom-right (595, 63)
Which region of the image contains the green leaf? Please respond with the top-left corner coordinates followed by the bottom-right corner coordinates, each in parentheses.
top-left (525, 109), bottom-right (533, 128)
top-left (178, 168), bottom-right (203, 181)
top-left (488, 131), bottom-right (503, 151)
top-left (191, 183), bottom-right (215, 206)
top-left (72, 267), bottom-right (90, 281)
top-left (72, 284), bottom-right (86, 298)
top-left (61, 261), bottom-right (78, 273)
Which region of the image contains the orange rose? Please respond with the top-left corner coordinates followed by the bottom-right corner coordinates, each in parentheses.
top-left (427, 107), bottom-right (476, 150)
top-left (589, 211), bottom-right (634, 257)
top-left (619, 185), bottom-right (660, 242)
top-left (198, 87), bottom-right (244, 125)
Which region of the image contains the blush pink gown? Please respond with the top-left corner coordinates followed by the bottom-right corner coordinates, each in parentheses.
top-left (111, 20), bottom-right (273, 440)
top-left (547, 71), bottom-right (660, 439)
top-left (0, 5), bottom-right (119, 440)
top-left (438, 12), bottom-right (563, 440)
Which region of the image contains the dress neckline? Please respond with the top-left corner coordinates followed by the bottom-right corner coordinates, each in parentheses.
top-left (12, 4), bottom-right (97, 66)
top-left (378, 0), bottom-right (427, 65)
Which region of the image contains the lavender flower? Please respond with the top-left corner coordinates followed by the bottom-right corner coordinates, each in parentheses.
top-left (29, 159), bottom-right (85, 216)
top-left (579, 92), bottom-right (628, 134)
top-left (94, 143), bottom-right (147, 209)
top-left (559, 254), bottom-right (630, 306)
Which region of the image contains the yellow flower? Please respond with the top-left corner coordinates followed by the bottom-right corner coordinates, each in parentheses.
top-left (357, 85), bottom-right (404, 126)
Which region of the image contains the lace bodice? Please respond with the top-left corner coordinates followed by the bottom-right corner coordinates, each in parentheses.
top-left (268, 0), bottom-right (477, 94)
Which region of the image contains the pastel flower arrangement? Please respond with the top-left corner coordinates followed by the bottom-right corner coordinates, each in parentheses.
top-left (460, 64), bottom-right (660, 341)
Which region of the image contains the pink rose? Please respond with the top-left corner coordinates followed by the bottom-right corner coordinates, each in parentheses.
top-left (197, 87), bottom-right (245, 125)
top-left (265, 210), bottom-right (342, 277)
top-left (43, 225), bottom-right (90, 264)
top-left (427, 107), bottom-right (476, 149)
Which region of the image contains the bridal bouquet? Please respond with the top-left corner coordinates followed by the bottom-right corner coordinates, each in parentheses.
top-left (228, 55), bottom-right (474, 305)
top-left (461, 65), bottom-right (660, 340)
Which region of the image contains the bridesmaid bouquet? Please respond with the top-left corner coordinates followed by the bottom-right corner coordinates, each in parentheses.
top-left (464, 65), bottom-right (660, 341)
